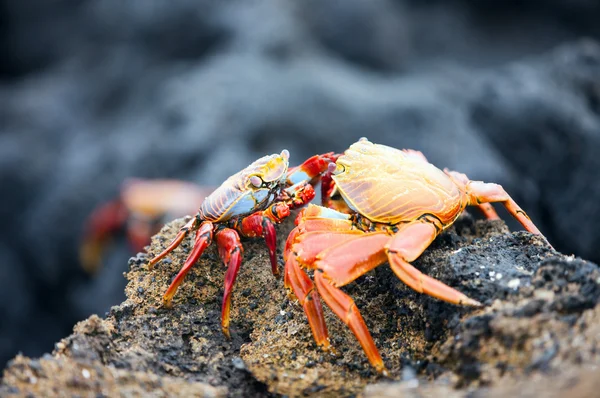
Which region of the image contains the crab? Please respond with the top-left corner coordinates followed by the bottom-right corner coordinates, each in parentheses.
top-left (283, 138), bottom-right (550, 373)
top-left (80, 179), bottom-right (213, 274)
top-left (147, 150), bottom-right (336, 336)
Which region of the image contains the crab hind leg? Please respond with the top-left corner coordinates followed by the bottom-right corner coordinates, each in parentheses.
top-left (386, 221), bottom-right (481, 306)
top-left (215, 228), bottom-right (243, 338)
top-left (163, 221), bottom-right (214, 307)
top-left (476, 202), bottom-right (500, 220)
top-left (466, 181), bottom-right (551, 247)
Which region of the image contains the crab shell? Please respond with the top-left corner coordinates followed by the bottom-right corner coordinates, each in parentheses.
top-left (199, 150), bottom-right (290, 222)
top-left (331, 139), bottom-right (468, 227)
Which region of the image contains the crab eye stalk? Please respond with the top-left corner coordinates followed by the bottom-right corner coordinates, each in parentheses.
top-left (249, 175), bottom-right (262, 188)
top-left (328, 162), bottom-right (337, 174)
top-left (331, 163), bottom-right (345, 175)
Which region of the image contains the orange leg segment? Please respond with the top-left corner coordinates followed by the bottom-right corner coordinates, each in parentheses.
top-left (467, 181), bottom-right (550, 247)
top-left (314, 272), bottom-right (386, 374)
top-left (163, 221), bottom-right (214, 307)
top-left (308, 232), bottom-right (390, 373)
top-left (215, 228), bottom-right (243, 338)
top-left (476, 203), bottom-right (500, 220)
top-left (285, 255), bottom-right (330, 350)
top-left (315, 232), bottom-right (389, 286)
top-left (386, 222), bottom-right (481, 306)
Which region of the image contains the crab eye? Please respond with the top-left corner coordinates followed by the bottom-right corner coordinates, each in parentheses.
top-left (332, 163), bottom-right (345, 175)
top-left (250, 175), bottom-right (262, 188)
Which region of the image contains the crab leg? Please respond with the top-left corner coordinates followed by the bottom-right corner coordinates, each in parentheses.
top-left (314, 272), bottom-right (386, 374)
top-left (148, 217), bottom-right (197, 270)
top-left (163, 221), bottom-right (214, 307)
top-left (466, 181), bottom-right (545, 237)
top-left (285, 254), bottom-right (330, 350)
top-left (386, 221), bottom-right (481, 306)
top-left (215, 228), bottom-right (243, 338)
top-left (307, 233), bottom-right (390, 373)
top-left (476, 202), bottom-right (500, 220)
top-left (285, 231), bottom-right (365, 347)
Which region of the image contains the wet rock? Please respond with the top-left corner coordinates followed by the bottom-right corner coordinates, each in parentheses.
top-left (2, 215), bottom-right (598, 397)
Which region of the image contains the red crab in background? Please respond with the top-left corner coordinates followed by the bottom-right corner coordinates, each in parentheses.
top-left (146, 150), bottom-right (336, 336)
top-left (80, 179), bottom-right (214, 275)
top-left (284, 138), bottom-right (551, 374)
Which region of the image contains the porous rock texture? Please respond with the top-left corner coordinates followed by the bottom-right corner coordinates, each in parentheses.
top-left (2, 0), bottom-right (600, 368)
top-left (2, 214), bottom-right (599, 397)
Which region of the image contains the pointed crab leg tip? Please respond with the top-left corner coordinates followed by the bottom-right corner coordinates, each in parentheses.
top-left (162, 297), bottom-right (174, 309)
top-left (320, 342), bottom-right (337, 355)
top-left (147, 258), bottom-right (158, 270)
top-left (222, 327), bottom-right (231, 339)
top-left (461, 296), bottom-right (483, 307)
top-left (374, 363), bottom-right (389, 376)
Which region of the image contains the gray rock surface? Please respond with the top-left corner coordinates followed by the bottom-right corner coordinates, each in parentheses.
top-left (1, 0), bottom-right (599, 370)
top-left (2, 215), bottom-right (598, 397)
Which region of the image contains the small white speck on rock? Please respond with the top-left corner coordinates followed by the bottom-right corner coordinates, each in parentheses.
top-left (508, 279), bottom-right (521, 289)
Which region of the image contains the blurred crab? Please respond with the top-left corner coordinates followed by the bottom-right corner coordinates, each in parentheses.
top-left (148, 150), bottom-right (336, 336)
top-left (284, 138), bottom-right (550, 373)
top-left (80, 179), bottom-right (214, 275)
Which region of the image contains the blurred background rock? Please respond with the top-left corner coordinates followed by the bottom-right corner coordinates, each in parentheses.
top-left (1, 0), bottom-right (599, 368)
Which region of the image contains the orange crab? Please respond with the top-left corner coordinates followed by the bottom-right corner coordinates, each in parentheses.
top-left (284, 138), bottom-right (550, 373)
top-left (80, 179), bottom-right (213, 274)
top-left (148, 150), bottom-right (336, 336)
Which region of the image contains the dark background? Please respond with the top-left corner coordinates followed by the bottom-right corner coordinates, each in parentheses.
top-left (1, 0), bottom-right (600, 368)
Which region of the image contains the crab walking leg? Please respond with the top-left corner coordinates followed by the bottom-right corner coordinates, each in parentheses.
top-left (163, 221), bottom-right (214, 307)
top-left (466, 181), bottom-right (544, 236)
top-left (285, 255), bottom-right (330, 349)
top-left (215, 228), bottom-right (243, 338)
top-left (314, 272), bottom-right (386, 374)
top-left (386, 222), bottom-right (481, 306)
top-left (148, 217), bottom-right (197, 270)
top-left (476, 202), bottom-right (500, 220)
top-left (309, 233), bottom-right (390, 372)
top-left (285, 229), bottom-right (365, 347)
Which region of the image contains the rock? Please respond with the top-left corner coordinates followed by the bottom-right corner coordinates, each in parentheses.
top-left (2, 0), bottom-right (600, 376)
top-left (2, 215), bottom-right (598, 396)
